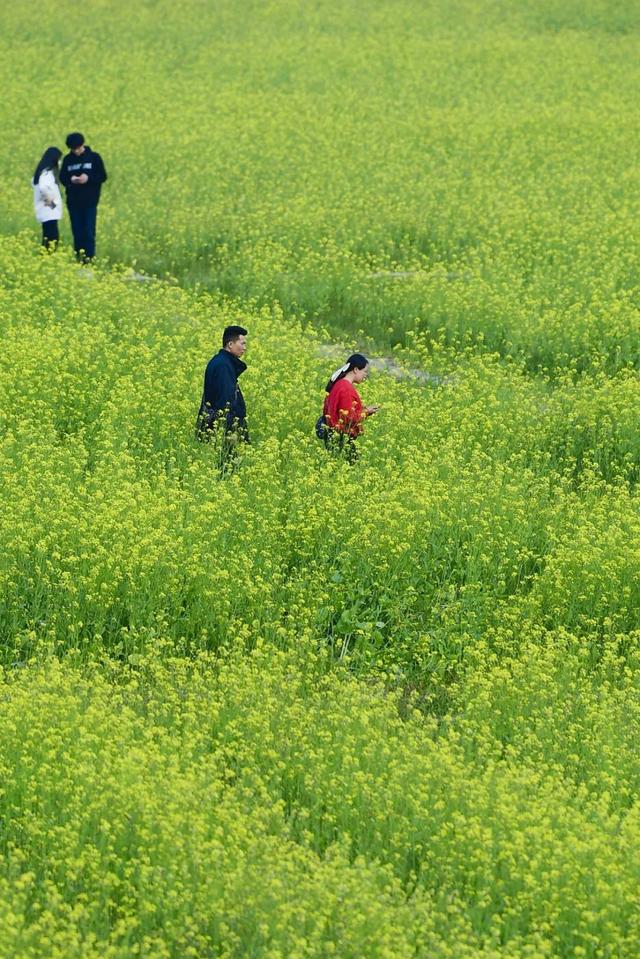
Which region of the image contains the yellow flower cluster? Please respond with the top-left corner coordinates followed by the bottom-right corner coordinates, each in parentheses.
top-left (2, 0), bottom-right (639, 371)
top-left (3, 238), bottom-right (638, 672)
top-left (1, 0), bottom-right (640, 953)
top-left (1, 646), bottom-right (639, 958)
top-left (0, 227), bottom-right (639, 953)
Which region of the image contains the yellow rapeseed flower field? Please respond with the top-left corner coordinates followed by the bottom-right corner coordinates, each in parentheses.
top-left (1, 0), bottom-right (640, 955)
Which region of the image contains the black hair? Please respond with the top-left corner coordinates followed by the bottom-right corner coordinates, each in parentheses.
top-left (66, 132), bottom-right (85, 149)
top-left (33, 146), bottom-right (62, 186)
top-left (222, 325), bottom-right (248, 348)
top-left (325, 353), bottom-right (368, 392)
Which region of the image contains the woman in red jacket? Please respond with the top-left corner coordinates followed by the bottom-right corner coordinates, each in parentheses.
top-left (319, 353), bottom-right (380, 461)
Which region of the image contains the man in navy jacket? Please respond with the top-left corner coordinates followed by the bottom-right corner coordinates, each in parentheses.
top-left (196, 325), bottom-right (249, 443)
top-left (59, 131), bottom-right (107, 261)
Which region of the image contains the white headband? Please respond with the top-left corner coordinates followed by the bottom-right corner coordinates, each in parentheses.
top-left (330, 362), bottom-right (350, 383)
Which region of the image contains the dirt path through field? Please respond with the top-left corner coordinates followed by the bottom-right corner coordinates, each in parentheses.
top-left (114, 266), bottom-right (446, 387)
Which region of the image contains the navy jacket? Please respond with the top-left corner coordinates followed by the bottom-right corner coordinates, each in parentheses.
top-left (59, 146), bottom-right (107, 208)
top-left (197, 349), bottom-right (248, 435)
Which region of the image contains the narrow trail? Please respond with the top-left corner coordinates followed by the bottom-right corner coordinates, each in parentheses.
top-left (315, 343), bottom-right (445, 386)
top-left (82, 263), bottom-right (447, 387)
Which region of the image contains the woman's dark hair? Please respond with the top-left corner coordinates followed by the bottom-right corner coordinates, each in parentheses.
top-left (33, 146), bottom-right (62, 185)
top-left (325, 353), bottom-right (368, 392)
top-left (222, 325), bottom-right (248, 348)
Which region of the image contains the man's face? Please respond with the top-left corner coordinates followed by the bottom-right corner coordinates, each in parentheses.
top-left (71, 145), bottom-right (85, 156)
top-left (226, 335), bottom-right (247, 357)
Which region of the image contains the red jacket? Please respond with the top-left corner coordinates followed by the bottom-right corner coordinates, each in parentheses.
top-left (323, 379), bottom-right (365, 437)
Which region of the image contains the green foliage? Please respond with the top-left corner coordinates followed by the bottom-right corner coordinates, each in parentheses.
top-left (2, 234), bottom-right (640, 953)
top-left (2, 646), bottom-right (640, 958)
top-left (2, 0), bottom-right (640, 369)
top-left (2, 0), bottom-right (640, 954)
top-left (7, 240), bottom-right (640, 676)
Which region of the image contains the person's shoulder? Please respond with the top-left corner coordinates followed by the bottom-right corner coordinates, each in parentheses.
top-left (207, 350), bottom-right (227, 368)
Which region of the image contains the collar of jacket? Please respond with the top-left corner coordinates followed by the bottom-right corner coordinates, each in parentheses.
top-left (219, 349), bottom-right (247, 375)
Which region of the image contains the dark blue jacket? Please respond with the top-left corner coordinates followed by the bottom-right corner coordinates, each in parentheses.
top-left (59, 146), bottom-right (107, 208)
top-left (196, 349), bottom-right (248, 435)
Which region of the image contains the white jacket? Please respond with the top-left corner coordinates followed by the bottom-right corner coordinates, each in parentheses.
top-left (33, 169), bottom-right (63, 223)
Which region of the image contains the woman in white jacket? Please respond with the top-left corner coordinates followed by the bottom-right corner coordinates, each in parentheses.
top-left (32, 147), bottom-right (63, 249)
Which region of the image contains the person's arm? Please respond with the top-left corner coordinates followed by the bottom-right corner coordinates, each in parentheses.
top-left (72, 154), bottom-right (107, 186)
top-left (329, 382), bottom-right (364, 434)
top-left (58, 157), bottom-right (70, 188)
top-left (203, 360), bottom-right (236, 423)
top-left (337, 401), bottom-right (363, 434)
top-left (38, 171), bottom-right (57, 206)
top-left (88, 152), bottom-right (107, 185)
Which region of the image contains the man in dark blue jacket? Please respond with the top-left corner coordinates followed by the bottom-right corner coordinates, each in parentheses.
top-left (59, 132), bottom-right (107, 262)
top-left (196, 325), bottom-right (249, 443)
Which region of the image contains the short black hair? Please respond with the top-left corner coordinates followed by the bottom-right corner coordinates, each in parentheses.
top-left (222, 325), bottom-right (248, 348)
top-left (66, 132), bottom-right (85, 149)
